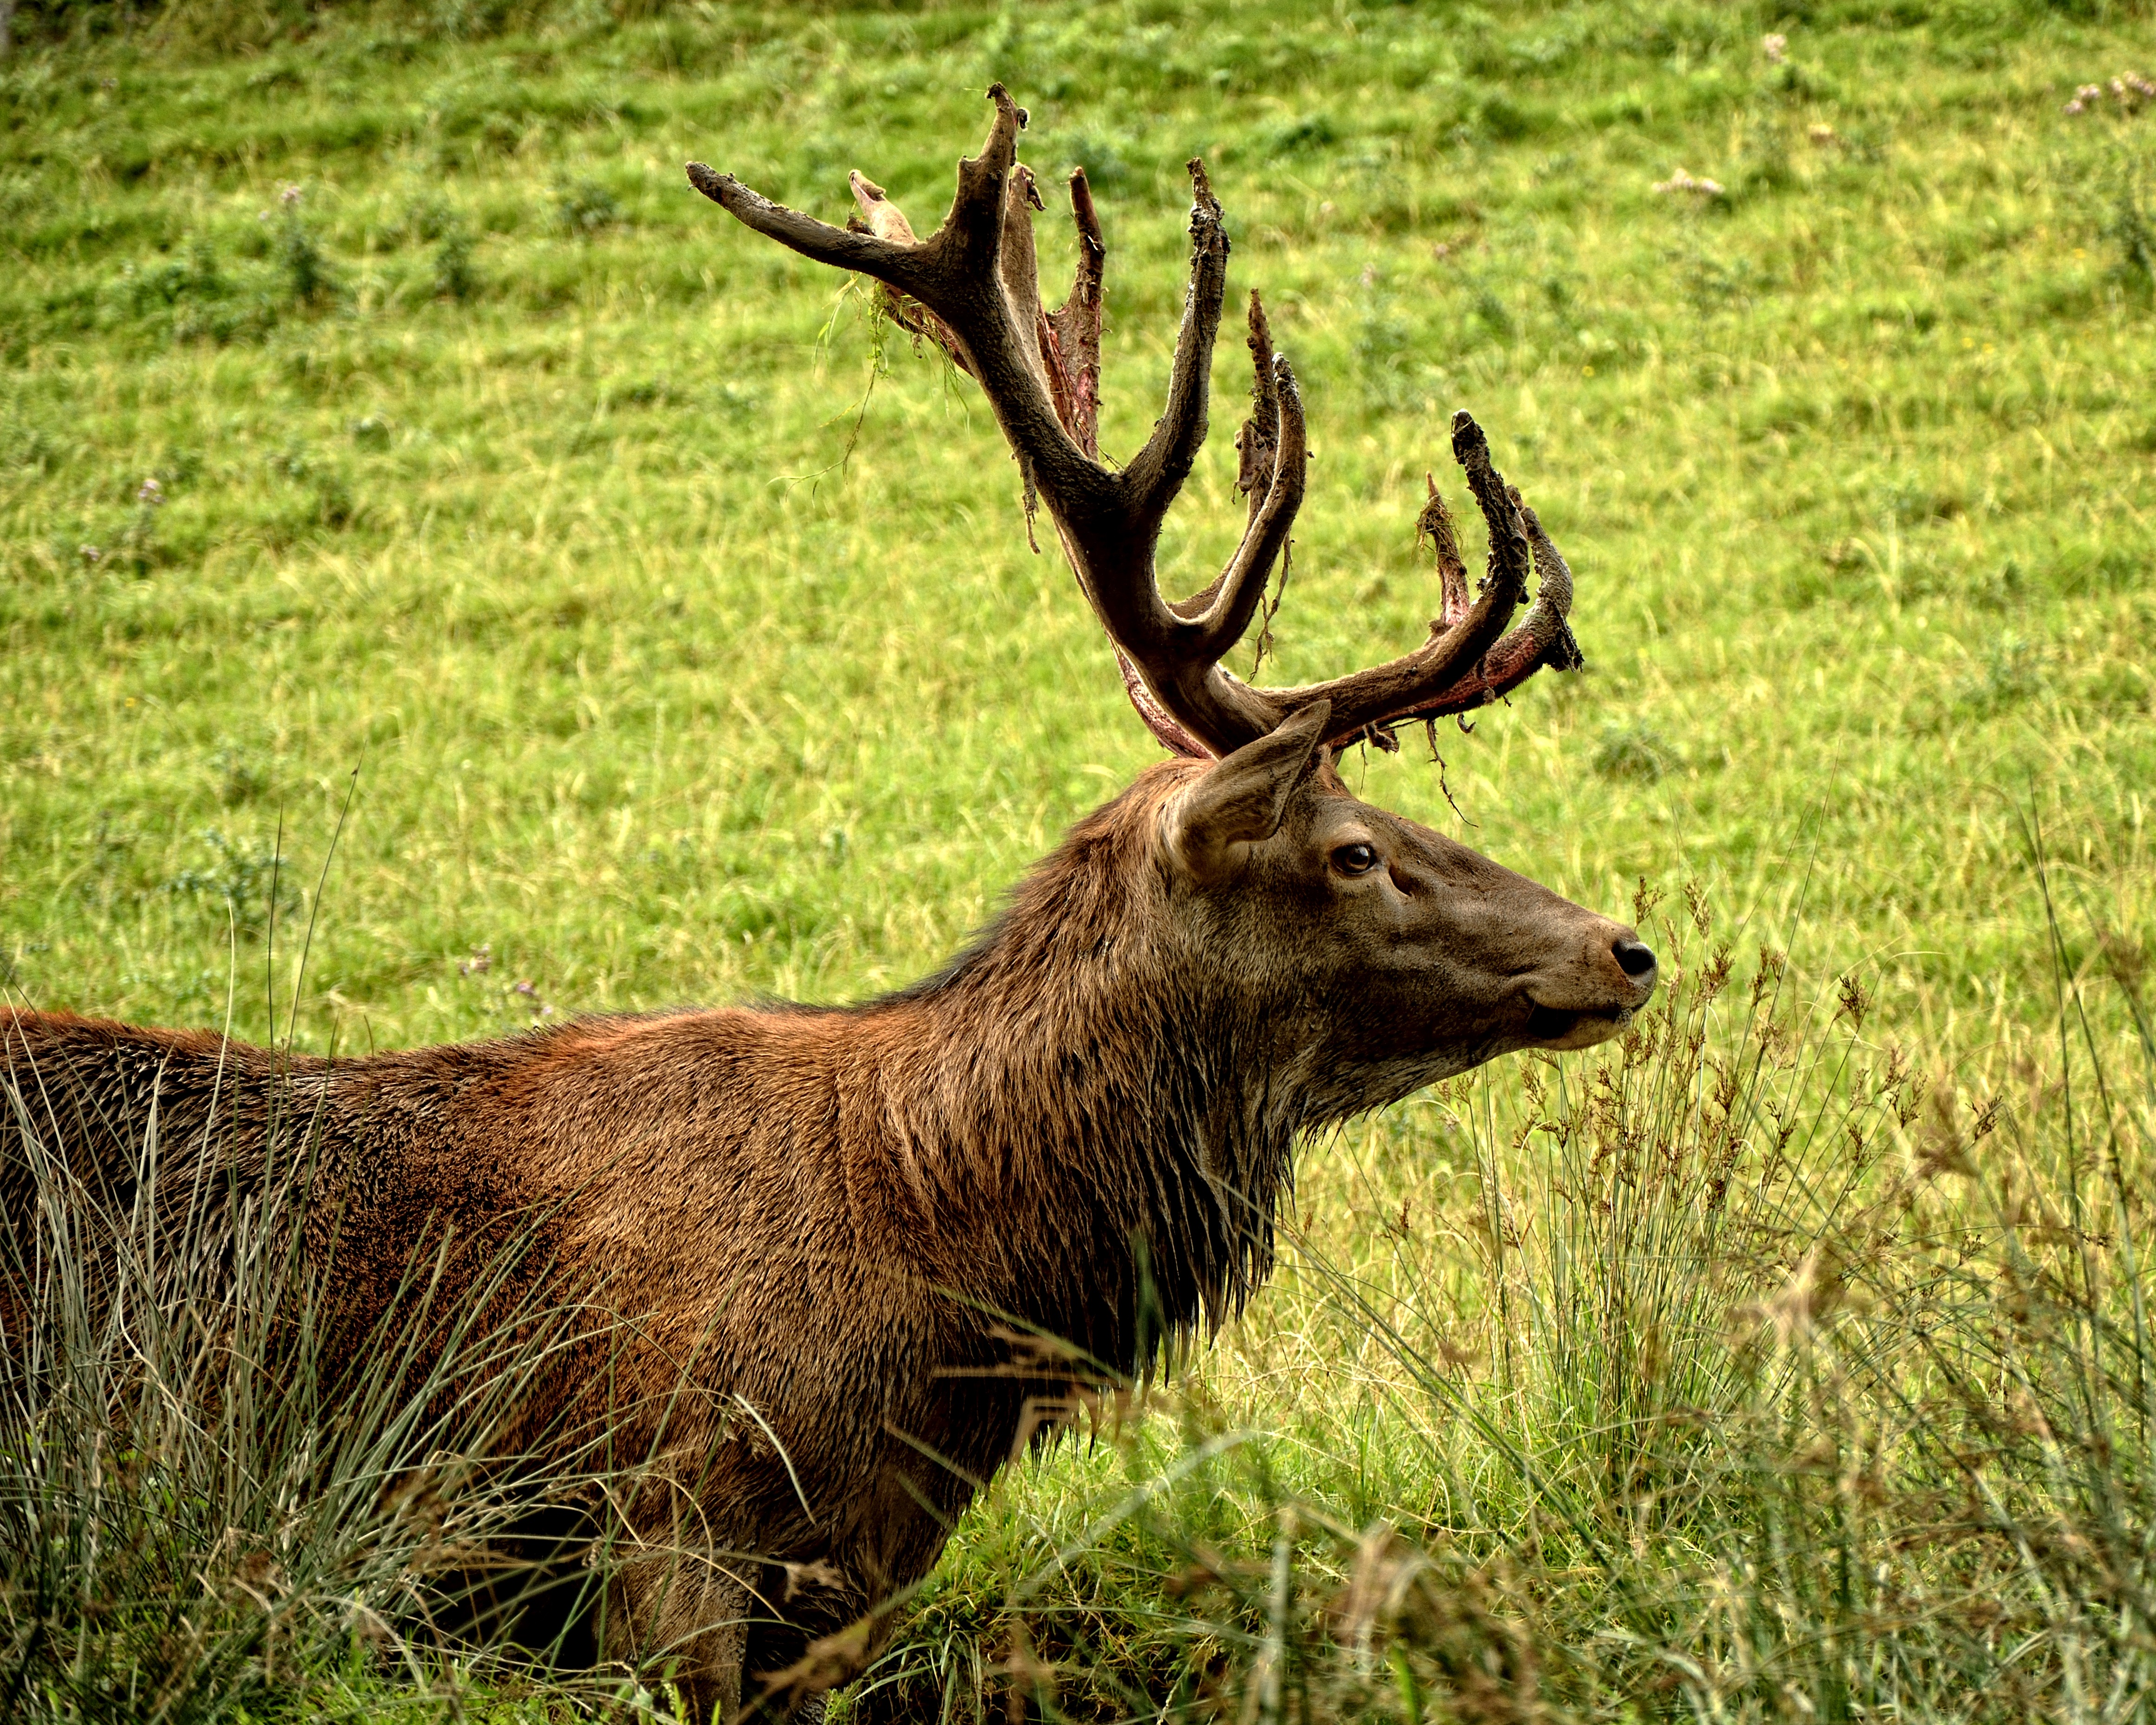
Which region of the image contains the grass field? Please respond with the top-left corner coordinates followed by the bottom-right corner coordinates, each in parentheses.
top-left (3, 0), bottom-right (2155, 1718)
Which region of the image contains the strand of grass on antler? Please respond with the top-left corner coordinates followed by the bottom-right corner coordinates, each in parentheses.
top-left (688, 83), bottom-right (1581, 761)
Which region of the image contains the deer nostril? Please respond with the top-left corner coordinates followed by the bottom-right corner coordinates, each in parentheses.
top-left (1613, 937), bottom-right (1657, 980)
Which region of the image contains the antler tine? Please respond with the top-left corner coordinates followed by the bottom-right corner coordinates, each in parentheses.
top-left (1161, 293), bottom-right (1305, 631)
top-left (1226, 411), bottom-right (1541, 749)
top-left (1044, 169), bottom-right (1104, 459)
top-left (1417, 471), bottom-right (1472, 632)
top-left (1110, 341), bottom-right (1309, 757)
top-left (1181, 301), bottom-right (1311, 677)
top-left (1235, 293), bottom-right (1285, 531)
top-left (690, 84), bottom-right (1113, 529)
top-left (1190, 351), bottom-right (1306, 651)
top-left (1118, 161), bottom-right (1231, 537)
top-left (1378, 497), bottom-right (1583, 728)
top-left (999, 163), bottom-right (1051, 397)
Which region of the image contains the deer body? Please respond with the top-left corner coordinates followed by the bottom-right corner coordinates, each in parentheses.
top-left (4, 756), bottom-right (1649, 1717)
top-left (5, 91), bottom-right (1662, 1722)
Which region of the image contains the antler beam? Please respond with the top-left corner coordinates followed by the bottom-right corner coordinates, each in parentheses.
top-left (688, 85), bottom-right (1583, 758)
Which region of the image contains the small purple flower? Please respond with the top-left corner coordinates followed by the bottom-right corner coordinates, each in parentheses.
top-left (136, 477), bottom-right (164, 507)
top-left (1763, 33), bottom-right (1788, 65)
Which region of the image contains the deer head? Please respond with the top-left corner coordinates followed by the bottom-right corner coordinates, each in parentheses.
top-left (689, 86), bottom-right (1656, 1098)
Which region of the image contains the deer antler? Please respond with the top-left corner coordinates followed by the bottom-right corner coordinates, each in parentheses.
top-left (688, 86), bottom-right (1583, 759)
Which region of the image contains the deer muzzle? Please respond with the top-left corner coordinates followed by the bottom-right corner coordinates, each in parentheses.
top-left (1520, 925), bottom-right (1658, 1050)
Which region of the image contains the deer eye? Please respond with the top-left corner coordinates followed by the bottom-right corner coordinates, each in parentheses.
top-left (1332, 842), bottom-right (1379, 877)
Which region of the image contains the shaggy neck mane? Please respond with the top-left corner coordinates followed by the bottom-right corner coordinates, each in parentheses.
top-left (860, 765), bottom-right (1302, 1374)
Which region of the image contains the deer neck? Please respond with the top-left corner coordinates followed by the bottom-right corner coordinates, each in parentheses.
top-left (867, 789), bottom-right (1306, 1367)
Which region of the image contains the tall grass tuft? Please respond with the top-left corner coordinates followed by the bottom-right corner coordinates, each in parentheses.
top-left (0, 1036), bottom-right (652, 1721)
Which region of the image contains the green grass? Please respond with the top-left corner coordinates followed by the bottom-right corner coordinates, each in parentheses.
top-left (0, 1069), bottom-right (645, 1724)
top-left (3, 0), bottom-right (2155, 1718)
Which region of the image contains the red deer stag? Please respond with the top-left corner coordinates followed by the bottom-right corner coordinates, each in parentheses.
top-left (0, 87), bottom-right (1656, 1723)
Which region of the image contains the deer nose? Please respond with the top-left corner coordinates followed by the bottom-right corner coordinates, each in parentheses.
top-left (1612, 937), bottom-right (1658, 983)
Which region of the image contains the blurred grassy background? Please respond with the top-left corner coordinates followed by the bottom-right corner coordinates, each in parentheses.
top-left (3, 2), bottom-right (2155, 1716)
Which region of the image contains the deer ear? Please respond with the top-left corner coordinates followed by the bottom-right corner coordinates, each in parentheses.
top-left (1165, 700), bottom-right (1331, 885)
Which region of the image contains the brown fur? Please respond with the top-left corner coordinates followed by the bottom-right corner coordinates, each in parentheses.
top-left (1, 745), bottom-right (1654, 1719)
